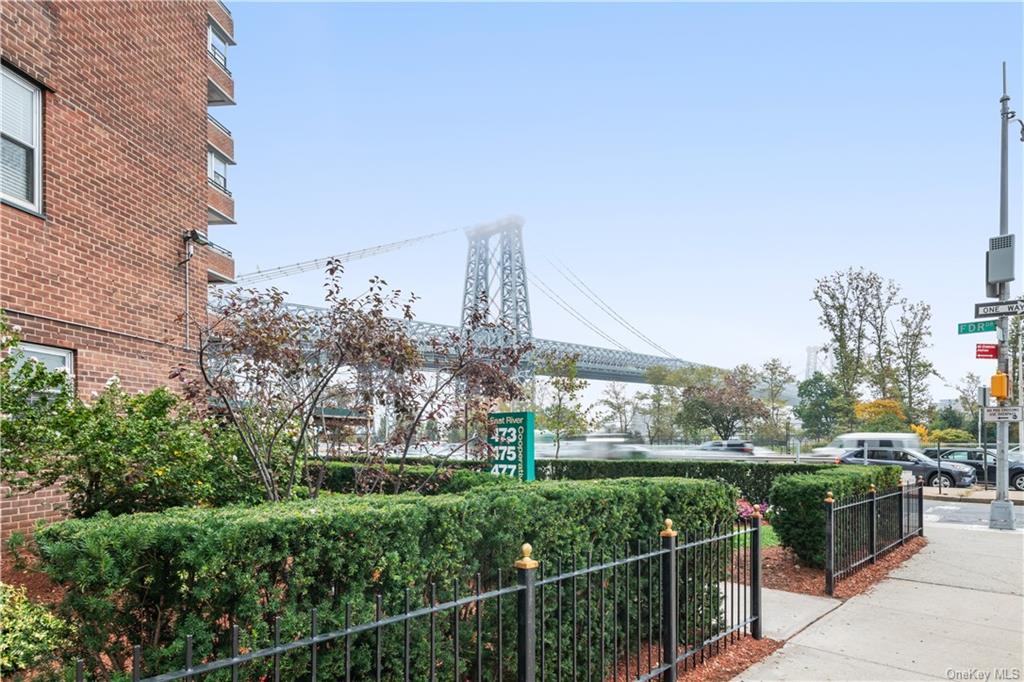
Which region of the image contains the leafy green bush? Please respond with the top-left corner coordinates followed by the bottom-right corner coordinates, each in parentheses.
top-left (36, 477), bottom-right (736, 679)
top-left (536, 459), bottom-right (836, 505)
top-left (320, 461), bottom-right (498, 495)
top-left (0, 583), bottom-right (72, 676)
top-left (768, 465), bottom-right (902, 567)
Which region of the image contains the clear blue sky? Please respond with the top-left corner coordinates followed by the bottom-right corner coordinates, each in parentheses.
top-left (213, 1), bottom-right (1023, 401)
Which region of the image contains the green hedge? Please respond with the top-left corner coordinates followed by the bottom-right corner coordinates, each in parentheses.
top-left (319, 461), bottom-right (497, 495)
top-left (535, 459), bottom-right (836, 504)
top-left (37, 476), bottom-right (736, 679)
top-left (768, 465), bottom-right (902, 567)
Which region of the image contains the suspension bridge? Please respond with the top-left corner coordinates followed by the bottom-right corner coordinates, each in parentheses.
top-left (234, 216), bottom-right (701, 383)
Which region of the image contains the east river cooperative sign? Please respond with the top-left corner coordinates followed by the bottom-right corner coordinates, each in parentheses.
top-left (488, 411), bottom-right (535, 481)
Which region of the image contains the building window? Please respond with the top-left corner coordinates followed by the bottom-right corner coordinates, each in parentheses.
top-left (1, 66), bottom-right (43, 213)
top-left (207, 149), bottom-right (228, 191)
top-left (208, 21), bottom-right (229, 69)
top-left (14, 342), bottom-right (74, 393)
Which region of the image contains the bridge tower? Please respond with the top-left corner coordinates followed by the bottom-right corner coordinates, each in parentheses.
top-left (461, 216), bottom-right (532, 344)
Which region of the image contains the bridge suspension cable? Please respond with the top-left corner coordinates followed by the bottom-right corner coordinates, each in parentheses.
top-left (525, 271), bottom-right (632, 352)
top-left (549, 259), bottom-right (682, 361)
top-left (234, 227), bottom-right (459, 285)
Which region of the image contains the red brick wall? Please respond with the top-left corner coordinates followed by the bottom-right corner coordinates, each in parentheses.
top-left (1, 1), bottom-right (224, 536)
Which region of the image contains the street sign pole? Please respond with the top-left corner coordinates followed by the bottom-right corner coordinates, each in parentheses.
top-left (991, 63), bottom-right (1017, 530)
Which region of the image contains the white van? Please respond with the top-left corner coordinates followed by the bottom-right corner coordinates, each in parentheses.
top-left (813, 432), bottom-right (921, 457)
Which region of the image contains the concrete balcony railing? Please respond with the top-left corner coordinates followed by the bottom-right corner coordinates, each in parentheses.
top-left (207, 181), bottom-right (235, 225)
top-left (207, 115), bottom-right (234, 161)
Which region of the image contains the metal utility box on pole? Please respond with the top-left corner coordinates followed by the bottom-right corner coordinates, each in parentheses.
top-left (988, 63), bottom-right (1020, 530)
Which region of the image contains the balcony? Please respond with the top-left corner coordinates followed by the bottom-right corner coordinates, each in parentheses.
top-left (208, 1), bottom-right (235, 42)
top-left (207, 181), bottom-right (235, 225)
top-left (207, 115), bottom-right (234, 163)
top-left (207, 58), bottom-right (235, 106)
top-left (206, 240), bottom-right (236, 284)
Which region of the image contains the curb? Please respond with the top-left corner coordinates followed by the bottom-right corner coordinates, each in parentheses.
top-left (922, 493), bottom-right (1024, 506)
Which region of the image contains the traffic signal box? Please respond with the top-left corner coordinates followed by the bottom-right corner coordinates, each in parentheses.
top-left (991, 372), bottom-right (1010, 400)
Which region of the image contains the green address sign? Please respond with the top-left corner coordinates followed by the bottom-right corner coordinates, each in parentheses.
top-left (488, 411), bottom-right (535, 481)
top-left (958, 320), bottom-right (997, 335)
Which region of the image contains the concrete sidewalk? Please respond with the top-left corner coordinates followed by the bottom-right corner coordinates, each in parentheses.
top-left (921, 486), bottom-right (1024, 505)
top-left (736, 525), bottom-right (1024, 681)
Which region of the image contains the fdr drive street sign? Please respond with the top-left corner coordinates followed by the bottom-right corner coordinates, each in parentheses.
top-left (958, 320), bottom-right (997, 334)
top-left (975, 300), bottom-right (1024, 318)
top-left (488, 411), bottom-right (535, 481)
top-left (984, 406), bottom-right (1023, 422)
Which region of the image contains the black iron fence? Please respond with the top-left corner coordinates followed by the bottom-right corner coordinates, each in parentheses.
top-left (68, 517), bottom-right (764, 681)
top-left (824, 480), bottom-right (924, 595)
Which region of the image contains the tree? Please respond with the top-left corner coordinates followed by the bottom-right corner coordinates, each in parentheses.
top-left (811, 268), bottom-right (876, 428)
top-left (191, 263), bottom-right (417, 502)
top-left (854, 398), bottom-right (907, 432)
top-left (955, 372), bottom-right (984, 438)
top-left (864, 276), bottom-right (903, 400)
top-left (636, 385), bottom-right (678, 443)
top-left (537, 353), bottom-right (591, 457)
top-left (759, 358), bottom-right (795, 433)
top-left (684, 366), bottom-right (768, 440)
top-left (794, 372), bottom-right (841, 440)
top-left (892, 300), bottom-right (936, 424)
top-left (381, 306), bottom-right (530, 491)
top-left (598, 382), bottom-right (637, 434)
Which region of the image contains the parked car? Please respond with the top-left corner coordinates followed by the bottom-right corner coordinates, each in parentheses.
top-left (813, 432), bottom-right (921, 457)
top-left (924, 447), bottom-right (1024, 491)
top-left (698, 440), bottom-right (754, 454)
top-left (838, 447), bottom-right (977, 488)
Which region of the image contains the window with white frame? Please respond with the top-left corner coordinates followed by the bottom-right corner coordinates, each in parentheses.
top-left (14, 342), bottom-right (74, 392)
top-left (207, 149), bottom-right (228, 191)
top-left (208, 21), bottom-right (229, 69)
top-left (1, 66), bottom-right (43, 213)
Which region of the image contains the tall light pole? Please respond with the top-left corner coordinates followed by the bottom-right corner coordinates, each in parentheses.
top-left (991, 62), bottom-right (1023, 530)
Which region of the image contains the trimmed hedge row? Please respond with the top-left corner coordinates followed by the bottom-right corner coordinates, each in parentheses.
top-left (768, 465), bottom-right (902, 567)
top-left (37, 476), bottom-right (737, 679)
top-left (535, 459), bottom-right (837, 504)
top-left (319, 461), bottom-right (497, 495)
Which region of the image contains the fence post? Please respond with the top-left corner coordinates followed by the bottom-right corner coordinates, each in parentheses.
top-left (824, 491), bottom-right (835, 596)
top-left (516, 543), bottom-right (538, 682)
top-left (868, 484), bottom-right (877, 563)
top-left (660, 519), bottom-right (678, 681)
top-left (898, 483), bottom-right (905, 545)
top-left (916, 476), bottom-right (925, 538)
top-left (751, 505), bottom-right (763, 640)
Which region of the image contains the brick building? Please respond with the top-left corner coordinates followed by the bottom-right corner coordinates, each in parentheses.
top-left (1, 0), bottom-right (238, 535)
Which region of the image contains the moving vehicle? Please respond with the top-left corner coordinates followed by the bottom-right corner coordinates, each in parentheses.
top-left (924, 447), bottom-right (1024, 491)
top-left (838, 447), bottom-right (976, 488)
top-left (698, 440), bottom-right (754, 454)
top-left (814, 432), bottom-right (921, 457)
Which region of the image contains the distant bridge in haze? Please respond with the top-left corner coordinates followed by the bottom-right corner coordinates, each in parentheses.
top-left (239, 216), bottom-right (701, 383)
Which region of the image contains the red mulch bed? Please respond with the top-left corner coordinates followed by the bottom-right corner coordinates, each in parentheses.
top-left (756, 536), bottom-right (927, 599)
top-left (604, 635), bottom-right (784, 682)
top-left (1, 553), bottom-right (64, 605)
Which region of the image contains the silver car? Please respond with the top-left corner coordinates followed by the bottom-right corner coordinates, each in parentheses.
top-left (840, 447), bottom-right (977, 488)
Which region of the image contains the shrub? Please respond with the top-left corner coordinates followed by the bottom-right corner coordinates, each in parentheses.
top-left (535, 459), bottom-right (836, 505)
top-left (319, 461), bottom-right (498, 495)
top-left (36, 477), bottom-right (736, 678)
top-left (0, 583), bottom-right (72, 676)
top-left (768, 465), bottom-right (902, 567)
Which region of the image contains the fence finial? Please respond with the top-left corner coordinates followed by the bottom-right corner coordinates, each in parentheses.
top-left (660, 518), bottom-right (678, 537)
top-left (515, 543), bottom-right (538, 570)
top-left (752, 504), bottom-right (762, 520)
top-left (825, 490), bottom-right (834, 504)
top-left (869, 484), bottom-right (876, 493)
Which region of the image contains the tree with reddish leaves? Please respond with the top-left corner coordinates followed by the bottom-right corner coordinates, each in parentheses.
top-left (682, 365), bottom-right (768, 440)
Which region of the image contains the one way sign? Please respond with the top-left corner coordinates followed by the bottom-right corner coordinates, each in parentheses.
top-left (975, 300), bottom-right (1024, 318)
